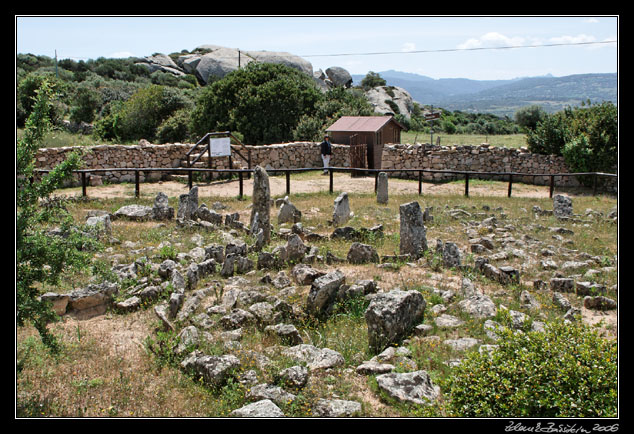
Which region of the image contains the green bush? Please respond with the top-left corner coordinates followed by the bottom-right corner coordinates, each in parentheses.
top-left (445, 320), bottom-right (617, 417)
top-left (115, 85), bottom-right (189, 142)
top-left (190, 62), bottom-right (322, 144)
top-left (526, 101), bottom-right (617, 183)
top-left (526, 111), bottom-right (570, 155)
top-left (156, 108), bottom-right (192, 144)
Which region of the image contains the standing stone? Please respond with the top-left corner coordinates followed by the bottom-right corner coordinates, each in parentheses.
top-left (178, 186), bottom-right (198, 220)
top-left (376, 172), bottom-right (388, 204)
top-left (399, 201), bottom-right (427, 258)
top-left (553, 194), bottom-right (573, 218)
top-left (332, 192), bottom-right (351, 227)
top-left (364, 289), bottom-right (426, 353)
top-left (250, 166), bottom-right (271, 244)
top-left (152, 192), bottom-right (174, 220)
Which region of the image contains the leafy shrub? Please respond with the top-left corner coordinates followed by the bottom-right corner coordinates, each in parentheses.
top-left (69, 84), bottom-right (102, 124)
top-left (17, 79), bottom-right (97, 352)
top-left (514, 104), bottom-right (547, 131)
top-left (114, 85), bottom-right (189, 142)
top-left (527, 101), bottom-right (617, 184)
top-left (190, 62), bottom-right (322, 144)
top-left (526, 111), bottom-right (570, 155)
top-left (156, 108), bottom-right (192, 144)
top-left (445, 320), bottom-right (617, 417)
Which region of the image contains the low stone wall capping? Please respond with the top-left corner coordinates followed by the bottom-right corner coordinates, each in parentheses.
top-left (34, 141), bottom-right (589, 188)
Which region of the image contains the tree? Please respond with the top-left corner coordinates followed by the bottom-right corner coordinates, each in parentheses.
top-left (69, 83), bottom-right (102, 124)
top-left (116, 84), bottom-right (189, 142)
top-left (17, 80), bottom-right (97, 352)
top-left (360, 71), bottom-right (386, 90)
top-left (292, 87), bottom-right (374, 141)
top-left (527, 101), bottom-right (617, 183)
top-left (190, 63), bottom-right (322, 144)
top-left (514, 105), bottom-right (547, 131)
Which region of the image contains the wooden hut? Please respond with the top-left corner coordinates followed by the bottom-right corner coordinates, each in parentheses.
top-left (326, 116), bottom-right (404, 170)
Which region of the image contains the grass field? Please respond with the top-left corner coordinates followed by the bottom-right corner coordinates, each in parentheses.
top-left (400, 131), bottom-right (527, 148)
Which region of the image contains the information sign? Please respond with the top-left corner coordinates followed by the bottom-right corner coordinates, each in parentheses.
top-left (210, 137), bottom-right (231, 157)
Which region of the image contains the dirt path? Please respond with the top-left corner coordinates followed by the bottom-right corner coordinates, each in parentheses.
top-left (73, 173), bottom-right (559, 200)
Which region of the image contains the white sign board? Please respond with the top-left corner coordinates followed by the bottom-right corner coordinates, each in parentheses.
top-left (210, 137), bottom-right (231, 157)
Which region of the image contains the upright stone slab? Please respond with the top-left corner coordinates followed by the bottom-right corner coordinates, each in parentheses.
top-left (250, 166), bottom-right (271, 244)
top-left (332, 192), bottom-right (351, 227)
top-left (399, 201), bottom-right (427, 258)
top-left (177, 186), bottom-right (198, 220)
top-left (553, 194), bottom-right (573, 218)
top-left (152, 192), bottom-right (174, 220)
top-left (376, 172), bottom-right (388, 204)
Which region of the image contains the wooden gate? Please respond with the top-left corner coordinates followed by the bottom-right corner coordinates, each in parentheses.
top-left (349, 134), bottom-right (367, 177)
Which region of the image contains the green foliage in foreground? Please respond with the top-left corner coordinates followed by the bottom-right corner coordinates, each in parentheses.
top-left (16, 79), bottom-right (98, 353)
top-left (445, 320), bottom-right (617, 417)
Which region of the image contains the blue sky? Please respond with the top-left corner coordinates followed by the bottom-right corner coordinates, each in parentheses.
top-left (15, 15), bottom-right (618, 80)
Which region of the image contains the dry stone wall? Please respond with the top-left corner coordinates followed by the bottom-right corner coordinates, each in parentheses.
top-left (382, 143), bottom-right (578, 186)
top-left (35, 141), bottom-right (581, 188)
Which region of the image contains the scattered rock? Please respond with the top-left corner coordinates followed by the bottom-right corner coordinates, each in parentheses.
top-left (375, 370), bottom-right (440, 406)
top-left (180, 350), bottom-right (241, 388)
top-left (312, 399), bottom-right (362, 417)
top-left (365, 289), bottom-right (426, 353)
top-left (306, 270), bottom-right (345, 318)
top-left (347, 242), bottom-right (379, 264)
top-left (230, 399), bottom-right (285, 418)
top-left (281, 344), bottom-right (345, 371)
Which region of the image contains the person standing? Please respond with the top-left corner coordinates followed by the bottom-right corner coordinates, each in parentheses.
top-left (320, 135), bottom-right (332, 175)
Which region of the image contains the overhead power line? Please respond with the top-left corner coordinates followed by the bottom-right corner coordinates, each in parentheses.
top-left (300, 40), bottom-right (618, 58)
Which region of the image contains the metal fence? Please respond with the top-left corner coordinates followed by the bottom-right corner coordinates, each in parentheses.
top-left (34, 166), bottom-right (617, 200)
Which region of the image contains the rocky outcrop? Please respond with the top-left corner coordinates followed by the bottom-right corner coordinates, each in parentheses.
top-left (129, 44), bottom-right (350, 91)
top-left (365, 85), bottom-right (415, 119)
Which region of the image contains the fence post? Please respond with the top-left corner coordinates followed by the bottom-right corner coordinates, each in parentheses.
top-left (329, 169), bottom-right (333, 194)
top-left (188, 169), bottom-right (193, 190)
top-left (286, 170), bottom-right (290, 195)
top-left (507, 174), bottom-right (513, 198)
top-left (81, 172), bottom-right (87, 197)
top-left (418, 170), bottom-right (423, 196)
top-left (549, 175), bottom-right (555, 198)
top-left (135, 170), bottom-right (140, 198)
top-left (464, 173), bottom-right (469, 197)
top-left (239, 171), bottom-right (243, 199)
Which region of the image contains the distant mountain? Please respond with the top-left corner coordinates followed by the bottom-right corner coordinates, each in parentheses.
top-left (352, 71), bottom-right (617, 117)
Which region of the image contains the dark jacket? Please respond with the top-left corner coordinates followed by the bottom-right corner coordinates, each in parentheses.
top-left (320, 140), bottom-right (332, 155)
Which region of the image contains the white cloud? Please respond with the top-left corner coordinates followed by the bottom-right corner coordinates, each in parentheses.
top-left (583, 18), bottom-right (599, 23)
top-left (549, 34), bottom-right (596, 45)
top-left (401, 42), bottom-right (416, 52)
top-left (458, 32), bottom-right (526, 49)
